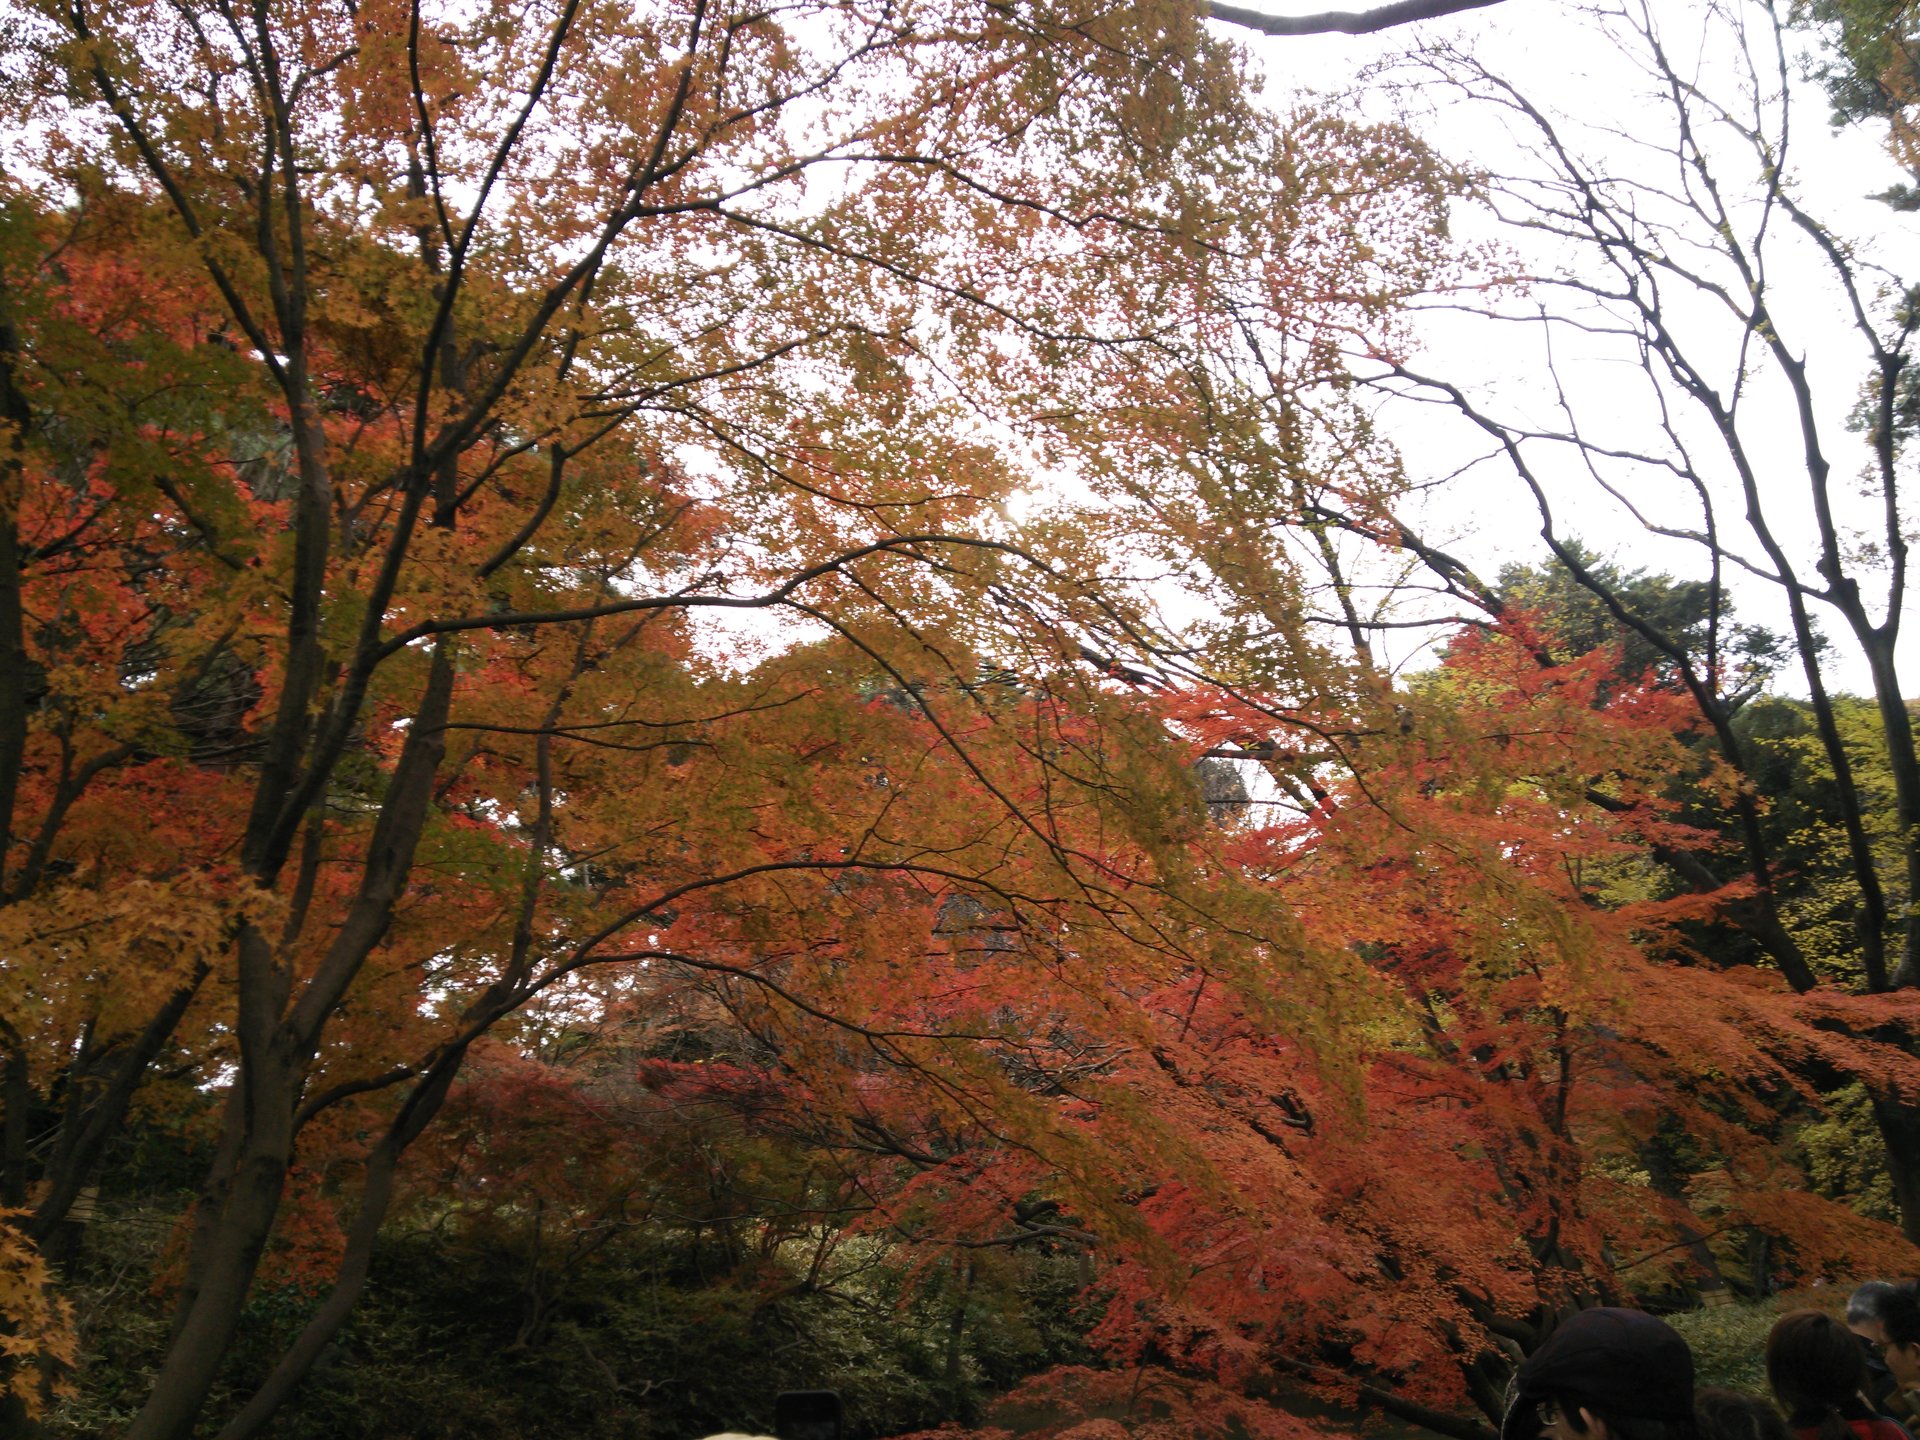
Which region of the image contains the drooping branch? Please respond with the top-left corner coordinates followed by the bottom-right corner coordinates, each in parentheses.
top-left (1265, 1355), bottom-right (1498, 1440)
top-left (1207, 0), bottom-right (1503, 38)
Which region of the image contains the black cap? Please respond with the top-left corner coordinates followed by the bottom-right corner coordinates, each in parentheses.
top-left (1500, 1308), bottom-right (1695, 1440)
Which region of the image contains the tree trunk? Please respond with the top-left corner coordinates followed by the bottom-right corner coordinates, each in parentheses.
top-left (1860, 641), bottom-right (1920, 985)
top-left (133, 644), bottom-right (456, 1437)
top-left (213, 1048), bottom-right (467, 1440)
top-left (29, 968), bottom-right (207, 1241)
top-left (1871, 1092), bottom-right (1920, 1245)
top-left (1, 1038), bottom-right (28, 1208)
top-left (126, 1046), bottom-right (301, 1440)
top-left (0, 309), bottom-right (34, 893)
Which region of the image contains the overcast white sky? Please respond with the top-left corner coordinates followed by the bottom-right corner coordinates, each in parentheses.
top-left (1212, 0), bottom-right (1920, 697)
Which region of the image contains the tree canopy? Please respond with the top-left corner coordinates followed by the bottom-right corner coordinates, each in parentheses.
top-left (4, 1), bottom-right (1920, 1439)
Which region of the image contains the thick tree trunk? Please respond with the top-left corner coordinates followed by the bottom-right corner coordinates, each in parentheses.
top-left (1, 1037), bottom-right (28, 1208)
top-left (1859, 642), bottom-right (1920, 985)
top-left (0, 310), bottom-right (34, 893)
top-left (1871, 1093), bottom-right (1920, 1245)
top-left (1832, 639), bottom-right (1920, 1236)
top-left (213, 1049), bottom-right (467, 1440)
top-left (126, 1045), bottom-right (301, 1440)
top-left (132, 645), bottom-right (456, 1439)
top-left (168, 1081), bottom-right (248, 1346)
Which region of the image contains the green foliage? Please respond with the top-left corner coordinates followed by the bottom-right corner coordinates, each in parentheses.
top-left (1798, 1084), bottom-right (1900, 1224)
top-left (1734, 698), bottom-right (1907, 984)
top-left (1490, 541), bottom-right (1788, 699)
top-left (49, 1188), bottom-right (1096, 1439)
top-left (1665, 1298), bottom-right (1785, 1394)
top-left (1797, 0), bottom-right (1920, 204)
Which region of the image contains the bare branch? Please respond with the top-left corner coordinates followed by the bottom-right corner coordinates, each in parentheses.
top-left (1207, 0), bottom-right (1504, 38)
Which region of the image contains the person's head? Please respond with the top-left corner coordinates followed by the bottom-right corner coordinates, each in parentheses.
top-left (1878, 1280), bottom-right (1920, 1392)
top-left (1694, 1387), bottom-right (1792, 1440)
top-left (1766, 1309), bottom-right (1868, 1440)
top-left (1848, 1282), bottom-right (1898, 1346)
top-left (1503, 1308), bottom-right (1698, 1440)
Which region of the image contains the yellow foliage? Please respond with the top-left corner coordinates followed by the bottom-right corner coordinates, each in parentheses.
top-left (0, 1215), bottom-right (76, 1418)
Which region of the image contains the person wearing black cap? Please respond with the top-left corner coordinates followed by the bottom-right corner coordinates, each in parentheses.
top-left (1502, 1308), bottom-right (1699, 1440)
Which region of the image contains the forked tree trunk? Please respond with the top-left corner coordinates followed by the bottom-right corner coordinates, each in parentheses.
top-left (127, 1040), bottom-right (302, 1440)
top-left (129, 642), bottom-right (455, 1439)
top-left (213, 1050), bottom-right (468, 1440)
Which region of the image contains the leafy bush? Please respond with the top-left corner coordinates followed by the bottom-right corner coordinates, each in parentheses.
top-left (1666, 1298), bottom-right (1786, 1394)
top-left (51, 1198), bottom-right (1096, 1440)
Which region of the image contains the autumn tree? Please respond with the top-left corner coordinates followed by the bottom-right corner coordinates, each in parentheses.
top-left (834, 0), bottom-right (1920, 1423)
top-left (0, 0), bottom-right (1459, 1431)
top-left (1054, 619), bottom-right (1918, 1433)
top-left (1800, 0), bottom-right (1920, 206)
top-left (1309, 0), bottom-right (1920, 1237)
top-left (13, 3), bottom-right (1911, 1439)
top-left (808, 602), bottom-right (1920, 1440)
